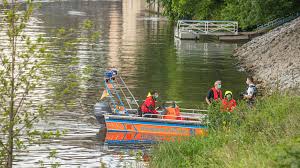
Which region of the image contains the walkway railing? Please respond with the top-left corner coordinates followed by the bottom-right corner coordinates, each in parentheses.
top-left (175, 20), bottom-right (239, 37)
top-left (256, 12), bottom-right (300, 31)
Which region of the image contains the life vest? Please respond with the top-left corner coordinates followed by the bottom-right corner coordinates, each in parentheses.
top-left (163, 106), bottom-right (183, 120)
top-left (221, 98), bottom-right (237, 112)
top-left (211, 87), bottom-right (222, 100)
top-left (141, 96), bottom-right (158, 114)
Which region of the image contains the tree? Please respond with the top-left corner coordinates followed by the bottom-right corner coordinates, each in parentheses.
top-left (0, 0), bottom-right (99, 167)
top-left (0, 1), bottom-right (49, 167)
top-left (155, 0), bottom-right (300, 30)
top-left (158, 0), bottom-right (199, 20)
top-left (220, 0), bottom-right (299, 29)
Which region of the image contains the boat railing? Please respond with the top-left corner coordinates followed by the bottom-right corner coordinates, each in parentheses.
top-left (144, 114), bottom-right (206, 119)
top-left (127, 112), bottom-right (208, 122)
top-left (180, 108), bottom-right (208, 113)
top-left (105, 114), bottom-right (207, 125)
top-left (110, 107), bottom-right (208, 120)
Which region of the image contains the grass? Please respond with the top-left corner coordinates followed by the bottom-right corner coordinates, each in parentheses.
top-left (150, 93), bottom-right (300, 168)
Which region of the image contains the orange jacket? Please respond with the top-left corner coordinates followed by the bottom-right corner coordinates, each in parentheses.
top-left (221, 98), bottom-right (237, 112)
top-left (163, 106), bottom-right (183, 120)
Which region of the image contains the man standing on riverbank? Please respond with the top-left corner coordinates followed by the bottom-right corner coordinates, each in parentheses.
top-left (243, 77), bottom-right (257, 106)
top-left (206, 80), bottom-right (223, 105)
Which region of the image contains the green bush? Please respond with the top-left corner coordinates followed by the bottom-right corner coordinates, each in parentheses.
top-left (150, 93), bottom-right (300, 168)
top-left (157, 0), bottom-right (300, 30)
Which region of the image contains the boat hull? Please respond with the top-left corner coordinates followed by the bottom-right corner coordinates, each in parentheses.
top-left (105, 115), bottom-right (207, 136)
top-left (104, 131), bottom-right (190, 144)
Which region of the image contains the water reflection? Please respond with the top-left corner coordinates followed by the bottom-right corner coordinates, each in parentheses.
top-left (5, 0), bottom-right (247, 167)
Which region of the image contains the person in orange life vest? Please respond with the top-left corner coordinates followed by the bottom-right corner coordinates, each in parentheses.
top-left (141, 90), bottom-right (159, 115)
top-left (206, 80), bottom-right (223, 105)
top-left (221, 91), bottom-right (237, 112)
top-left (163, 101), bottom-right (183, 120)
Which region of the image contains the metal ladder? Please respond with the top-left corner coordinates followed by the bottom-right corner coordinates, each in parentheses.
top-left (114, 75), bottom-right (140, 112)
top-left (104, 73), bottom-right (140, 115)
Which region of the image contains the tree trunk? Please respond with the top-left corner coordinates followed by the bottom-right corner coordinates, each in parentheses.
top-left (7, 0), bottom-right (16, 167)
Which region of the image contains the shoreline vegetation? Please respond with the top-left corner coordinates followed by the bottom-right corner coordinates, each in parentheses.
top-left (150, 93), bottom-right (300, 167)
top-left (149, 1), bottom-right (300, 167)
top-left (152, 0), bottom-right (300, 30)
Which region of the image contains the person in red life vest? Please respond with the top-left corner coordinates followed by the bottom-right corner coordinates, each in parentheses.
top-left (205, 80), bottom-right (223, 105)
top-left (221, 91), bottom-right (237, 112)
top-left (141, 90), bottom-right (159, 117)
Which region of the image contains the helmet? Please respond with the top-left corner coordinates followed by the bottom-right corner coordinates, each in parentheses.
top-left (225, 91), bottom-right (233, 96)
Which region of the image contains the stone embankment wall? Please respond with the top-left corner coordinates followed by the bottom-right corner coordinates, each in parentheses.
top-left (234, 17), bottom-right (300, 93)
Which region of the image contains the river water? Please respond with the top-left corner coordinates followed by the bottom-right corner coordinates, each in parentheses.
top-left (6, 0), bottom-right (246, 167)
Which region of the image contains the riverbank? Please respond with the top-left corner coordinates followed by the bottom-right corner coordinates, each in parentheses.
top-left (150, 93), bottom-right (300, 167)
top-left (149, 16), bottom-right (300, 168)
top-left (234, 17), bottom-right (300, 93)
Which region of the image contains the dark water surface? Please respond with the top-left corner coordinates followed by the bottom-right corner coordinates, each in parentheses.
top-left (10, 0), bottom-right (246, 167)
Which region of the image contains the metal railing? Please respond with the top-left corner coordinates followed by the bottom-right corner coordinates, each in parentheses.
top-left (256, 12), bottom-right (300, 31)
top-left (176, 20), bottom-right (239, 36)
top-left (105, 114), bottom-right (207, 125)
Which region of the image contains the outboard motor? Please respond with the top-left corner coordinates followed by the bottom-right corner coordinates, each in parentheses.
top-left (94, 102), bottom-right (112, 124)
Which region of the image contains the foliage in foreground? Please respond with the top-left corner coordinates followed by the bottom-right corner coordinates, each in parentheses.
top-left (0, 1), bottom-right (99, 167)
top-left (150, 93), bottom-right (300, 168)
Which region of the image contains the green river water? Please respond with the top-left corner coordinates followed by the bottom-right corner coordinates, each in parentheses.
top-left (4, 0), bottom-right (248, 167)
